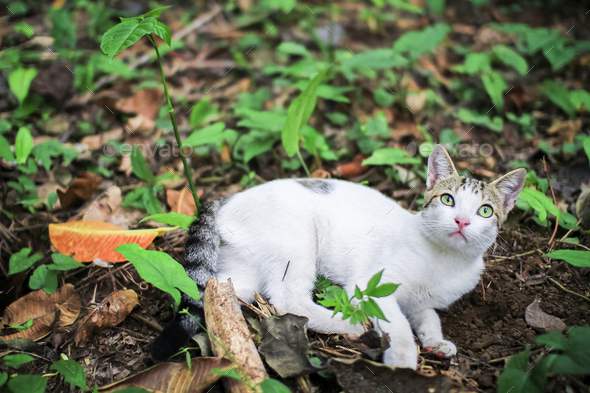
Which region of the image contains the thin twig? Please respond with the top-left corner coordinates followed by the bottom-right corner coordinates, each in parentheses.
top-left (559, 218), bottom-right (583, 242)
top-left (547, 277), bottom-right (590, 303)
top-left (542, 157), bottom-right (559, 245)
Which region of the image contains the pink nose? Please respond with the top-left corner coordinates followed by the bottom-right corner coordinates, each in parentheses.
top-left (455, 217), bottom-right (470, 230)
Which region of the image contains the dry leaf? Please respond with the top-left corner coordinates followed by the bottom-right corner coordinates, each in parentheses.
top-left (166, 188), bottom-right (203, 216)
top-left (81, 128), bottom-right (123, 150)
top-left (525, 298), bottom-right (566, 333)
top-left (100, 357), bottom-right (233, 393)
top-left (82, 186), bottom-right (123, 222)
top-left (57, 171), bottom-right (102, 210)
top-left (74, 290), bottom-right (139, 346)
top-left (49, 221), bottom-right (174, 262)
top-left (127, 114), bottom-right (156, 135)
top-left (311, 169), bottom-right (331, 179)
top-left (115, 89), bottom-right (163, 120)
top-left (1, 284), bottom-right (81, 341)
top-left (335, 154), bottom-right (370, 180)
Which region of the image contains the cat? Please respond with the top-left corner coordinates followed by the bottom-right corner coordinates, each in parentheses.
top-left (150, 144), bottom-right (526, 369)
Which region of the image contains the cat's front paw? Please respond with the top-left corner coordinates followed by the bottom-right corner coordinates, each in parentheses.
top-left (382, 346), bottom-right (418, 369)
top-left (422, 339), bottom-right (457, 358)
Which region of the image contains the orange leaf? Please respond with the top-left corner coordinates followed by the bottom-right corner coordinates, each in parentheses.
top-left (49, 221), bottom-right (177, 262)
top-left (166, 188), bottom-right (202, 216)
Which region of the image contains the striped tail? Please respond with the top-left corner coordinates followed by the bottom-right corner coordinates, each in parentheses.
top-left (150, 202), bottom-right (220, 361)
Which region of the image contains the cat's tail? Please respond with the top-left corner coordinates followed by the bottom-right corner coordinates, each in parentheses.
top-left (150, 201), bottom-right (221, 361)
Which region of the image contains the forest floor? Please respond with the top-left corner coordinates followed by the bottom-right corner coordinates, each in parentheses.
top-left (1, 0), bottom-right (590, 392)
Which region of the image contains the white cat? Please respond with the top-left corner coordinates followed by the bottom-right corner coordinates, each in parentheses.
top-left (151, 144), bottom-right (526, 369)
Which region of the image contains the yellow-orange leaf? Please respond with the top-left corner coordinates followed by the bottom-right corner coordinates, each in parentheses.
top-left (49, 221), bottom-right (178, 262)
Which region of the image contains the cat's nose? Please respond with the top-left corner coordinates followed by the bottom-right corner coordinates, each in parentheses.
top-left (454, 217), bottom-right (470, 230)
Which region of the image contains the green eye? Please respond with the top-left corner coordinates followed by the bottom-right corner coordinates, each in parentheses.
top-left (478, 205), bottom-right (493, 218)
top-left (441, 194), bottom-right (454, 206)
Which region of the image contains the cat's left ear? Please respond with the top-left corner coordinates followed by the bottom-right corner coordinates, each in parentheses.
top-left (490, 168), bottom-right (526, 211)
top-left (426, 144), bottom-right (458, 189)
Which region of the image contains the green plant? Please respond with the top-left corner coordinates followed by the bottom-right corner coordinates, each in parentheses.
top-left (100, 6), bottom-right (200, 213)
top-left (497, 327), bottom-right (590, 393)
top-left (315, 270), bottom-right (399, 325)
top-left (544, 250), bottom-right (590, 268)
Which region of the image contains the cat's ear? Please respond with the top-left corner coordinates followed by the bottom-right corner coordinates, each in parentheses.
top-left (426, 144), bottom-right (458, 189)
top-left (490, 168), bottom-right (526, 211)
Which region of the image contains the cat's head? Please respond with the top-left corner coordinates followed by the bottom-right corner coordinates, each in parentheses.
top-left (421, 144), bottom-right (526, 254)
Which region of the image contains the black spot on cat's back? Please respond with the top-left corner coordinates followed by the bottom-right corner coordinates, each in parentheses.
top-left (296, 179), bottom-right (334, 194)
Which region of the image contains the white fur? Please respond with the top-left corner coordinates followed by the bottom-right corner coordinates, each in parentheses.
top-left (213, 177), bottom-right (497, 369)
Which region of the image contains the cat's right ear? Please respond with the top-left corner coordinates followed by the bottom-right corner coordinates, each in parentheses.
top-left (426, 144), bottom-right (458, 189)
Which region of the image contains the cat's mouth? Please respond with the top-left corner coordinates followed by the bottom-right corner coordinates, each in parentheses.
top-left (450, 231), bottom-right (467, 241)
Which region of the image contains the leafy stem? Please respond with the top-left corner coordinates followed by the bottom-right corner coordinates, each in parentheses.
top-left (147, 33), bottom-right (201, 215)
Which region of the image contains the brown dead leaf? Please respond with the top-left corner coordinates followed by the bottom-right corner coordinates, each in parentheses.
top-left (57, 171), bottom-right (102, 209)
top-left (81, 128), bottom-right (123, 150)
top-left (82, 186), bottom-right (123, 222)
top-left (311, 169), bottom-right (331, 179)
top-left (127, 114), bottom-right (156, 135)
top-left (1, 284), bottom-right (81, 341)
top-left (74, 290), bottom-right (139, 346)
top-left (115, 89), bottom-right (163, 120)
top-left (166, 188), bottom-right (203, 216)
top-left (335, 154), bottom-right (370, 180)
top-left (547, 120), bottom-right (581, 144)
top-left (525, 298), bottom-right (566, 333)
top-left (391, 120), bottom-right (422, 140)
top-left (100, 357), bottom-right (233, 393)
top-left (30, 60), bottom-right (74, 108)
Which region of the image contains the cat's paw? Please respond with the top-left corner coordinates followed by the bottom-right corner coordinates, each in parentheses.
top-left (383, 346), bottom-right (418, 369)
top-left (422, 339), bottom-right (457, 358)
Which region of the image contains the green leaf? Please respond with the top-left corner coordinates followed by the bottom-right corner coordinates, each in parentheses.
top-left (354, 286), bottom-right (363, 300)
top-left (570, 89), bottom-right (590, 111)
top-left (236, 108), bottom-right (287, 132)
top-left (49, 7), bottom-right (77, 51)
top-left (49, 253), bottom-right (85, 271)
top-left (371, 283), bottom-right (399, 298)
top-left (361, 298), bottom-right (387, 320)
top-left (492, 45), bottom-right (528, 75)
top-left (341, 48), bottom-right (409, 77)
top-left (29, 265), bottom-right (58, 294)
top-left (154, 21), bottom-right (171, 47)
top-left (536, 327), bottom-right (590, 375)
top-left (393, 23), bottom-right (450, 61)
top-left (32, 139), bottom-right (63, 171)
top-left (518, 188), bottom-right (560, 223)
top-left (131, 145), bottom-right (155, 184)
top-left (543, 250), bottom-right (590, 268)
top-left (188, 98), bottom-right (218, 127)
top-left (141, 212), bottom-right (195, 230)
top-left (121, 6), bottom-right (173, 21)
top-left (497, 347), bottom-right (549, 393)
top-left (100, 18), bottom-right (157, 60)
top-left (3, 354), bottom-right (35, 369)
top-left (481, 71), bottom-right (507, 112)
top-left (7, 375), bottom-right (46, 393)
top-left (453, 108), bottom-right (503, 132)
top-left (544, 41), bottom-right (575, 71)
top-left (259, 378), bottom-right (292, 393)
top-left (463, 52), bottom-right (491, 75)
top-left (362, 148), bottom-right (421, 166)
top-left (277, 42), bottom-right (312, 58)
top-left (584, 137), bottom-right (590, 165)
top-left (51, 359), bottom-right (87, 388)
top-left (9, 247), bottom-right (43, 275)
top-left (366, 270), bottom-right (383, 293)
top-left (115, 243), bottom-right (201, 306)
top-left (540, 80), bottom-right (575, 118)
top-left (183, 122), bottom-right (226, 147)
top-left (282, 67), bottom-right (329, 157)
top-left (8, 319), bottom-right (33, 332)
top-left (15, 126), bottom-right (33, 165)
top-left (211, 367), bottom-right (242, 381)
top-left (8, 68), bottom-right (37, 106)
top-left (0, 372), bottom-right (6, 387)
top-left (0, 135), bottom-right (15, 162)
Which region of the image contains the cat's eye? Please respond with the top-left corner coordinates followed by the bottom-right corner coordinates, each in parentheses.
top-left (440, 194), bottom-right (454, 206)
top-left (478, 205), bottom-right (493, 218)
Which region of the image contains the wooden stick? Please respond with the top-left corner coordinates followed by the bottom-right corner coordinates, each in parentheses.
top-left (204, 278), bottom-right (268, 392)
top-left (542, 157), bottom-right (559, 245)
